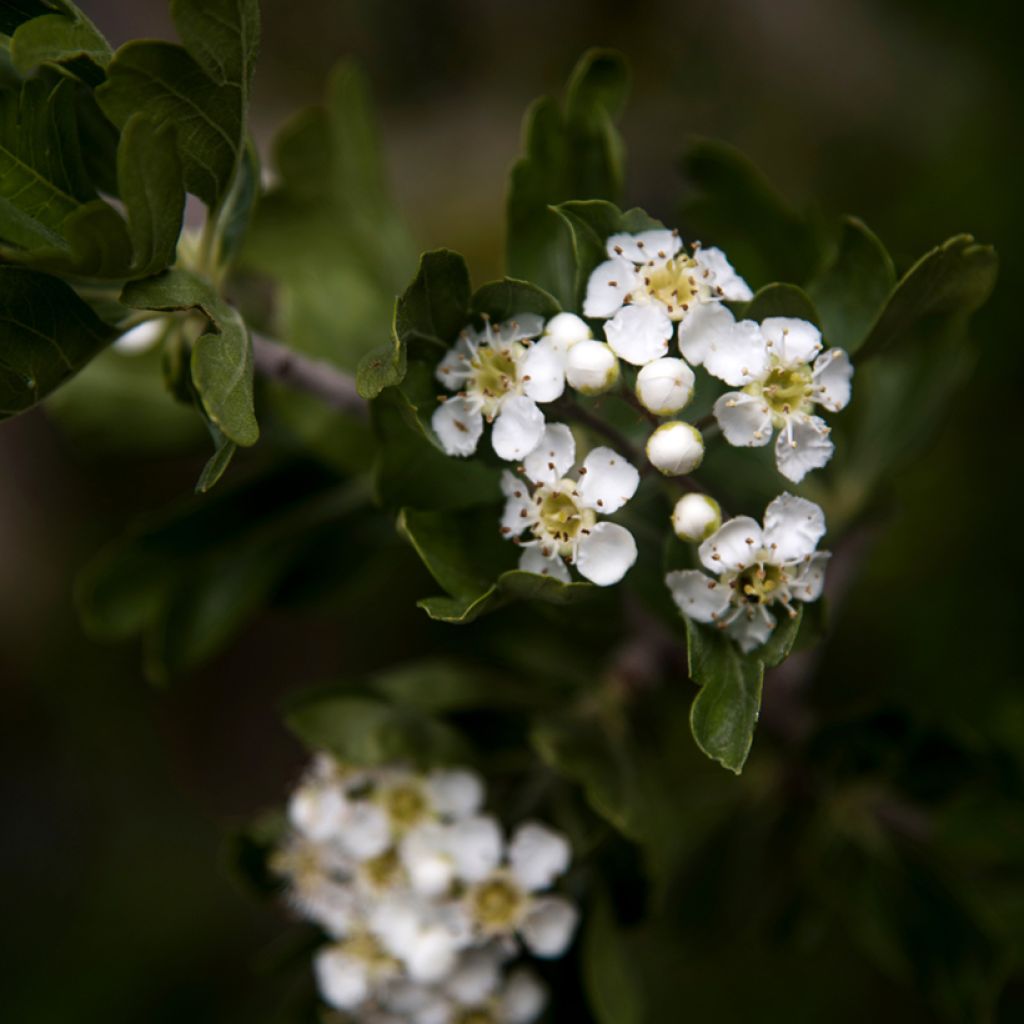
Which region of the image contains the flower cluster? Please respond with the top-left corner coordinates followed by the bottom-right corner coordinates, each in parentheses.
top-left (273, 755), bottom-right (578, 1023)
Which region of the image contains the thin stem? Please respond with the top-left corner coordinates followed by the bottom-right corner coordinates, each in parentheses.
top-left (250, 334), bottom-right (368, 419)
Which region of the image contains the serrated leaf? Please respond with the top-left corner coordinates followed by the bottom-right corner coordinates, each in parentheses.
top-left (118, 114), bottom-right (185, 277)
top-left (741, 282), bottom-right (821, 325)
top-left (0, 266), bottom-right (117, 418)
top-left (855, 234), bottom-right (997, 360)
top-left (807, 217), bottom-right (895, 352)
top-left (10, 2), bottom-right (111, 84)
top-left (470, 278), bottom-right (560, 321)
top-left (507, 49), bottom-right (629, 307)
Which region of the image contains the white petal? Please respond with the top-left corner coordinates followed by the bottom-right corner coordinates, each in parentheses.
top-left (671, 493), bottom-right (723, 543)
top-left (812, 347), bottom-right (853, 412)
top-left (787, 551), bottom-right (831, 603)
top-left (676, 301), bottom-right (735, 366)
top-left (339, 801), bottom-right (391, 861)
top-left (435, 336), bottom-right (473, 389)
top-left (401, 823), bottom-right (456, 897)
top-left (113, 318), bottom-right (164, 355)
top-left (700, 317), bottom-right (770, 387)
top-left (428, 769), bottom-right (485, 820)
top-left (583, 258), bottom-right (638, 318)
top-left (577, 446), bottom-right (640, 514)
top-left (645, 421), bottom-right (704, 476)
top-left (432, 397), bottom-right (484, 457)
top-left (713, 391), bottom-right (773, 447)
top-left (774, 414), bottom-right (834, 483)
top-left (726, 605), bottom-right (778, 653)
top-left (314, 949), bottom-right (370, 1010)
top-left (699, 516), bottom-right (764, 573)
top-left (635, 357), bottom-right (694, 415)
top-left (491, 396), bottom-right (545, 461)
top-left (288, 783), bottom-right (346, 841)
top-left (508, 822), bottom-right (571, 892)
top-left (405, 926), bottom-right (460, 983)
top-left (518, 546), bottom-right (572, 583)
top-left (665, 568), bottom-right (733, 623)
top-left (575, 522), bottom-right (638, 586)
top-left (501, 472), bottom-right (533, 536)
top-left (543, 312), bottom-right (592, 354)
top-left (763, 492), bottom-right (827, 563)
top-left (448, 815), bottom-right (504, 882)
top-left (606, 229), bottom-right (682, 263)
top-left (496, 313), bottom-right (545, 343)
top-left (369, 899), bottom-right (422, 959)
top-left (522, 423), bottom-right (576, 485)
top-left (761, 317), bottom-right (822, 367)
top-left (695, 246), bottom-right (753, 301)
top-left (564, 339), bottom-right (620, 395)
top-left (500, 968), bottom-right (548, 1024)
top-left (604, 304), bottom-right (672, 365)
top-left (445, 948), bottom-right (502, 1005)
top-left (520, 896), bottom-right (579, 958)
top-left (520, 339), bottom-right (566, 403)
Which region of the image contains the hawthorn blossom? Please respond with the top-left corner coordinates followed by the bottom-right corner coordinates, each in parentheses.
top-left (671, 493), bottom-right (722, 543)
top-left (583, 229), bottom-right (754, 366)
top-left (708, 317), bottom-right (853, 482)
top-left (432, 314), bottom-right (564, 461)
top-left (666, 493), bottom-right (830, 653)
top-left (500, 424), bottom-right (640, 586)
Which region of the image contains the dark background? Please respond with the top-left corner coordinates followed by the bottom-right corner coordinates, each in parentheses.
top-left (2, 1), bottom-right (1021, 1021)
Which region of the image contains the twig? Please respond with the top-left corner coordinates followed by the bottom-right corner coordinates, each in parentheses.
top-left (251, 334), bottom-right (368, 420)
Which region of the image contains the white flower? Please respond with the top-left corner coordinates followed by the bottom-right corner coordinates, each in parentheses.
top-left (500, 424), bottom-right (639, 586)
top-left (710, 317), bottom-right (854, 482)
top-left (564, 339), bottom-right (620, 395)
top-left (583, 230), bottom-right (752, 366)
top-left (645, 421), bottom-right (704, 476)
top-left (314, 935), bottom-right (400, 1010)
top-left (635, 356), bottom-right (695, 415)
top-left (432, 314), bottom-right (563, 461)
top-left (542, 311), bottom-right (592, 354)
top-left (666, 493), bottom-right (830, 653)
top-left (671, 493), bottom-right (722, 543)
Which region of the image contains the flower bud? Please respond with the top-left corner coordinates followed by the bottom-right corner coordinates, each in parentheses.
top-left (635, 357), bottom-right (695, 415)
top-left (671, 493), bottom-right (722, 542)
top-left (646, 421), bottom-right (704, 476)
top-left (543, 312), bottom-right (592, 354)
top-left (565, 339), bottom-right (619, 395)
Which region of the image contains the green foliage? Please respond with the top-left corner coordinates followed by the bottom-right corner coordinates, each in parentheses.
top-left (507, 49), bottom-right (629, 307)
top-left (8, 1), bottom-right (110, 84)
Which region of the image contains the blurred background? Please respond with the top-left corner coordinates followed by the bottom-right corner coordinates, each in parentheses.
top-left (2, 1), bottom-right (1022, 1021)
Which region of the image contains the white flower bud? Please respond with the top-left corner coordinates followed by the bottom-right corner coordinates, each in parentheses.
top-left (646, 421), bottom-right (704, 476)
top-left (671, 493), bottom-right (722, 542)
top-left (635, 357), bottom-right (695, 415)
top-left (564, 339), bottom-right (619, 395)
top-left (543, 312), bottom-right (592, 354)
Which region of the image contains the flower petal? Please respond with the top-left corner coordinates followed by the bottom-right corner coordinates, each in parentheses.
top-left (812, 347), bottom-right (853, 412)
top-left (774, 414), bottom-right (834, 483)
top-left (432, 397), bottom-right (484, 457)
top-left (520, 896), bottom-right (579, 958)
top-left (339, 800), bottom-right (391, 860)
top-left (288, 782), bottom-right (346, 841)
top-left (496, 313), bottom-right (545, 343)
top-left (113, 318), bottom-right (165, 355)
top-left (435, 336), bottom-right (472, 389)
top-left (763, 492), bottom-right (826, 563)
top-left (604, 304), bottom-right (672, 365)
top-left (405, 926), bottom-right (460, 983)
top-left (713, 391), bottom-right (773, 447)
top-left (575, 522), bottom-right (638, 586)
top-left (428, 768), bottom-right (485, 820)
top-left (314, 949), bottom-right (370, 1010)
top-left (518, 546), bottom-right (571, 583)
top-left (676, 301), bottom-right (736, 367)
top-left (509, 822), bottom-right (571, 892)
top-left (491, 395), bottom-right (545, 461)
top-left (501, 475), bottom-right (534, 536)
top-left (522, 423), bottom-right (575, 485)
top-left (700, 317), bottom-right (769, 387)
top-left (543, 312), bottom-right (592, 354)
top-left (695, 245), bottom-right (753, 301)
top-left (448, 815), bottom-right (504, 882)
top-left (500, 968), bottom-right (548, 1024)
top-left (445, 948), bottom-right (502, 1006)
top-left (726, 605), bottom-right (778, 653)
top-left (583, 257), bottom-right (638, 318)
top-left (787, 551), bottom-right (831, 602)
top-left (762, 317), bottom-right (822, 367)
top-left (577, 447), bottom-right (640, 513)
top-left (665, 568), bottom-right (733, 623)
top-left (400, 823), bottom-right (456, 897)
top-left (606, 229), bottom-right (682, 263)
top-left (520, 339), bottom-right (566, 403)
top-left (699, 516), bottom-right (764, 573)
top-left (564, 339), bottom-right (620, 395)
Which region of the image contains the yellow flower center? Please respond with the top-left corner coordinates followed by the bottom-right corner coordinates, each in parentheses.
top-left (361, 849), bottom-right (404, 891)
top-left (731, 563), bottom-right (787, 605)
top-left (746, 360), bottom-right (814, 425)
top-left (635, 255), bottom-right (702, 319)
top-left (381, 783), bottom-right (429, 830)
top-left (469, 874), bottom-right (527, 932)
top-left (532, 480), bottom-right (597, 557)
top-left (341, 932), bottom-right (395, 971)
top-left (469, 343), bottom-right (522, 417)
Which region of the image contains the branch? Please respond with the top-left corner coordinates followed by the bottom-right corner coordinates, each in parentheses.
top-left (251, 334), bottom-right (368, 419)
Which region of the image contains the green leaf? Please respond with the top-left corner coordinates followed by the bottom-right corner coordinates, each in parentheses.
top-left (0, 266), bottom-right (117, 418)
top-left (506, 49), bottom-right (629, 307)
top-left (117, 114), bottom-right (185, 277)
top-left (855, 234), bottom-right (998, 360)
top-left (195, 424), bottom-right (237, 493)
top-left (679, 138), bottom-right (822, 287)
top-left (285, 693), bottom-right (470, 768)
top-left (0, 1), bottom-right (52, 36)
top-left (470, 278), bottom-right (560, 321)
top-left (807, 217), bottom-right (895, 352)
top-left (583, 891), bottom-right (647, 1024)
top-left (685, 618), bottom-right (765, 774)
top-left (741, 282), bottom-right (821, 325)
top-left (170, 0), bottom-right (259, 96)
top-left (759, 605), bottom-right (804, 668)
top-left (9, 2), bottom-right (111, 84)
top-left (121, 269), bottom-right (258, 446)
top-left (357, 249), bottom-right (470, 399)
top-left (216, 138), bottom-right (259, 268)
